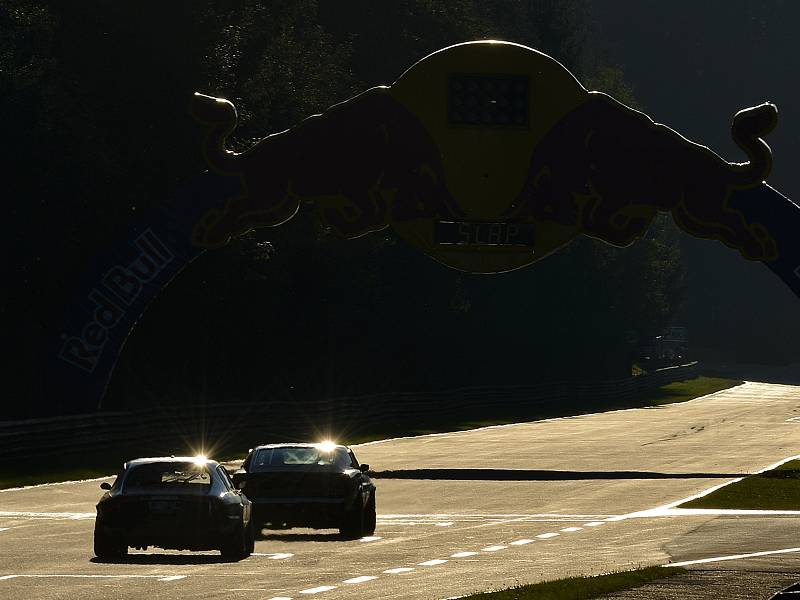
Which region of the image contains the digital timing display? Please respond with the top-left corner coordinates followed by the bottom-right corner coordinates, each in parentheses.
top-left (448, 74), bottom-right (530, 127)
top-left (435, 221), bottom-right (535, 247)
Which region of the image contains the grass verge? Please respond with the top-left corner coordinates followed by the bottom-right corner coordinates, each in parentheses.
top-left (0, 376), bottom-right (742, 490)
top-left (636, 376), bottom-right (742, 406)
top-left (680, 459), bottom-right (800, 510)
top-left (459, 566), bottom-right (686, 599)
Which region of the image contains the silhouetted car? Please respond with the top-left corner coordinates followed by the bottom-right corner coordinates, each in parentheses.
top-left (232, 443), bottom-right (376, 538)
top-left (94, 456), bottom-right (254, 560)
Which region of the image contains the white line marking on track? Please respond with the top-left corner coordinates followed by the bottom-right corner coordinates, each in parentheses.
top-left (378, 513), bottom-right (614, 519)
top-left (481, 545), bottom-right (507, 552)
top-left (343, 576), bottom-right (378, 584)
top-left (0, 574), bottom-right (186, 581)
top-left (641, 508), bottom-right (800, 518)
top-left (377, 517), bottom-right (596, 526)
top-left (510, 539), bottom-right (534, 545)
top-left (668, 547), bottom-right (800, 567)
top-left (418, 559), bottom-right (448, 566)
top-left (536, 533), bottom-right (559, 539)
top-left (0, 476), bottom-right (113, 493)
top-left (299, 585), bottom-right (337, 594)
top-left (451, 551), bottom-right (479, 558)
top-left (560, 527), bottom-right (583, 532)
top-left (383, 567), bottom-right (414, 574)
top-left (584, 521), bottom-right (605, 527)
top-left (610, 454), bottom-right (800, 523)
top-left (267, 597), bottom-right (293, 600)
top-left (359, 536), bottom-right (381, 542)
top-left (0, 528), bottom-right (9, 532)
top-left (0, 511), bottom-right (94, 520)
top-left (252, 552), bottom-right (294, 559)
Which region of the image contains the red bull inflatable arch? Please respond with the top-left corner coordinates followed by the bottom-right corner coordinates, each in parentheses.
top-left (55, 41), bottom-right (800, 411)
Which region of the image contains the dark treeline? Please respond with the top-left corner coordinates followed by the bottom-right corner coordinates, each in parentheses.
top-left (4, 1), bottom-right (687, 417)
top-left (592, 1), bottom-right (800, 367)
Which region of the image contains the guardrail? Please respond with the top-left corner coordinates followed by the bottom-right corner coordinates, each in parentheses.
top-left (0, 362), bottom-right (698, 468)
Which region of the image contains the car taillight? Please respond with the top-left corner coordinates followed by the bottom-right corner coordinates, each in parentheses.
top-left (219, 498), bottom-right (242, 517)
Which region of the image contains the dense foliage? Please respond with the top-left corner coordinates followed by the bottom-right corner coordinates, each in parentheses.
top-left (3, 1), bottom-right (686, 416)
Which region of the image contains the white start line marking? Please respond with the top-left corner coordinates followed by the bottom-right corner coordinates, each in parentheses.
top-left (418, 559), bottom-right (448, 566)
top-left (299, 585), bottom-right (337, 594)
top-left (252, 552), bottom-right (294, 559)
top-left (510, 539), bottom-right (534, 545)
top-left (451, 551), bottom-right (479, 558)
top-left (560, 527), bottom-right (583, 532)
top-left (584, 521), bottom-right (605, 527)
top-left (481, 545), bottom-right (507, 552)
top-left (343, 575), bottom-right (378, 584)
top-left (383, 567), bottom-right (414, 574)
top-left (359, 536), bottom-right (382, 542)
top-left (536, 532), bottom-right (559, 539)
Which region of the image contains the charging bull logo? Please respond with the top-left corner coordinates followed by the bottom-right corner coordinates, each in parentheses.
top-left (192, 88), bottom-right (456, 246)
top-left (192, 40), bottom-right (781, 273)
top-left (506, 93), bottom-right (778, 260)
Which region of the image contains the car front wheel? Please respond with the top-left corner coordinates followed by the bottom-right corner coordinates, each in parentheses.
top-left (339, 501), bottom-right (365, 539)
top-left (245, 519), bottom-right (255, 554)
top-left (363, 492), bottom-right (376, 536)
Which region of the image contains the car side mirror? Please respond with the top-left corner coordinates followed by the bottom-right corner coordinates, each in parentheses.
top-left (360, 464), bottom-right (370, 472)
top-left (100, 482), bottom-right (112, 491)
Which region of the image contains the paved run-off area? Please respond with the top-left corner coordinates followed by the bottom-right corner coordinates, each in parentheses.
top-left (1, 381), bottom-right (799, 599)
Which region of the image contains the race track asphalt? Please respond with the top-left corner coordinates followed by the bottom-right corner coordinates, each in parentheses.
top-left (1, 381), bottom-right (799, 600)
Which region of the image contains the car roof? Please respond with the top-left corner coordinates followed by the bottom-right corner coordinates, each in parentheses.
top-left (125, 456), bottom-right (221, 468)
top-left (251, 443), bottom-right (350, 451)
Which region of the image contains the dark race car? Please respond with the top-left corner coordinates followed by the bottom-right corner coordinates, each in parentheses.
top-left (232, 443), bottom-right (376, 539)
top-left (94, 456), bottom-right (254, 560)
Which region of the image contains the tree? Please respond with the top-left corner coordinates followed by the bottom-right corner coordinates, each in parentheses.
top-left (2, 1), bottom-right (685, 416)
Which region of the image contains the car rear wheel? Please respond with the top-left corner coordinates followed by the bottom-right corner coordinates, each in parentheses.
top-left (220, 522), bottom-right (250, 561)
top-left (363, 492), bottom-right (376, 536)
top-left (93, 525), bottom-right (128, 559)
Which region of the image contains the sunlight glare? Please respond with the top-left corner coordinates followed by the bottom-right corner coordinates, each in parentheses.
top-left (316, 440), bottom-right (338, 453)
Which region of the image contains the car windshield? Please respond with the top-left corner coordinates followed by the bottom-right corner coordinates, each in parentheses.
top-left (250, 447), bottom-right (350, 470)
top-left (124, 462), bottom-right (212, 491)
